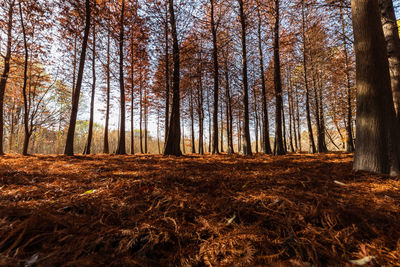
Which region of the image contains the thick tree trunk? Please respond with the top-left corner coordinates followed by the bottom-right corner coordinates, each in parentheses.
top-left (104, 28), bottom-right (111, 154)
top-left (258, 12), bottom-right (272, 154)
top-left (238, 0), bottom-right (252, 155)
top-left (163, 0), bottom-right (182, 156)
top-left (116, 0), bottom-right (126, 155)
top-left (379, 0), bottom-right (400, 119)
top-left (65, 0), bottom-right (91, 156)
top-left (210, 0), bottom-right (219, 154)
top-left (273, 0), bottom-right (285, 155)
top-left (84, 23), bottom-right (96, 155)
top-left (352, 0), bottom-right (400, 175)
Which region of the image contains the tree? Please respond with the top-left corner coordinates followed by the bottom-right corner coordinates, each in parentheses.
top-left (238, 0), bottom-right (252, 155)
top-left (273, 0), bottom-right (285, 155)
top-left (163, 0), bottom-right (182, 156)
top-left (0, 0), bottom-right (15, 155)
top-left (64, 0), bottom-right (91, 156)
top-left (116, 0), bottom-right (126, 155)
top-left (210, 0), bottom-right (220, 154)
top-left (378, 0), bottom-right (400, 120)
top-left (351, 0), bottom-right (400, 175)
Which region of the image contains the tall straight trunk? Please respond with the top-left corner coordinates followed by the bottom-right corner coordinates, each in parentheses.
top-left (116, 0), bottom-right (126, 155)
top-left (282, 105), bottom-right (287, 152)
top-left (210, 0), bottom-right (219, 154)
top-left (104, 28), bottom-right (111, 153)
top-left (157, 109), bottom-right (161, 154)
top-left (198, 63), bottom-right (204, 155)
top-left (190, 87), bottom-right (196, 153)
top-left (273, 0), bottom-right (285, 155)
top-left (352, 0), bottom-right (400, 175)
top-left (224, 56), bottom-right (234, 153)
top-left (207, 86), bottom-right (212, 153)
top-left (258, 11), bottom-right (272, 154)
top-left (287, 72), bottom-right (295, 152)
top-left (0, 1), bottom-right (14, 155)
top-left (311, 65), bottom-right (327, 153)
top-left (140, 80), bottom-right (143, 153)
top-left (65, 0), bottom-right (91, 156)
top-left (339, 6), bottom-right (355, 152)
top-left (164, 0), bottom-right (182, 156)
top-left (220, 104), bottom-right (224, 152)
top-left (130, 27), bottom-right (135, 155)
top-left (238, 109), bottom-right (242, 152)
top-left (164, 2), bottom-right (170, 142)
top-left (317, 72), bottom-right (328, 152)
top-left (84, 23), bottom-right (96, 155)
top-left (182, 122), bottom-right (186, 154)
top-left (295, 85), bottom-right (302, 152)
top-left (9, 100), bottom-right (15, 152)
top-left (238, 0), bottom-right (252, 155)
top-left (301, 1), bottom-right (316, 153)
top-left (379, 0), bottom-right (400, 119)
top-left (145, 88), bottom-right (148, 153)
top-left (20, 1), bottom-right (31, 156)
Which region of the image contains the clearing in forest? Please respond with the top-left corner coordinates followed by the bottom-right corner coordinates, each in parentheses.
top-left (0, 153), bottom-right (399, 266)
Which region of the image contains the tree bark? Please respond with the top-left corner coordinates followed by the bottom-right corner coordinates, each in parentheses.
top-left (352, 0), bottom-right (400, 175)
top-left (339, 5), bottom-right (355, 152)
top-left (104, 27), bottom-right (111, 154)
top-left (116, 0), bottom-right (126, 155)
top-left (210, 0), bottom-right (219, 154)
top-left (84, 23), bottom-right (96, 155)
top-left (379, 0), bottom-right (400, 119)
top-left (163, 0), bottom-right (182, 156)
top-left (258, 11), bottom-right (272, 154)
top-left (238, 0), bottom-right (252, 155)
top-left (301, 1), bottom-right (316, 154)
top-left (64, 0), bottom-right (91, 156)
top-left (164, 1), bottom-right (170, 143)
top-left (273, 0), bottom-right (285, 155)
top-left (19, 1), bottom-right (31, 156)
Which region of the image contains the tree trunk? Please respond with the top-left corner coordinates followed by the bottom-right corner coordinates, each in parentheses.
top-left (301, 1), bottom-right (316, 154)
top-left (19, 1), bottom-right (31, 156)
top-left (65, 0), bottom-right (91, 156)
top-left (140, 80), bottom-right (143, 153)
top-left (116, 0), bottom-right (126, 155)
top-left (104, 27), bottom-right (111, 154)
top-left (273, 0), bottom-right (285, 155)
top-left (164, 1), bottom-right (170, 143)
top-left (190, 87), bottom-right (196, 153)
top-left (210, 0), bottom-right (219, 154)
top-left (258, 11), bottom-right (272, 154)
top-left (352, 0), bottom-right (400, 175)
top-left (130, 26), bottom-right (135, 155)
top-left (379, 0), bottom-right (400, 119)
top-left (163, 0), bottom-right (182, 156)
top-left (198, 64), bottom-right (204, 155)
top-left (84, 23), bottom-right (96, 155)
top-left (238, 0), bottom-right (252, 155)
top-left (339, 6), bottom-right (355, 152)
top-left (224, 57), bottom-right (234, 154)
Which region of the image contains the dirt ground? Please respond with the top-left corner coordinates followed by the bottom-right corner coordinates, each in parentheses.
top-left (0, 153), bottom-right (399, 266)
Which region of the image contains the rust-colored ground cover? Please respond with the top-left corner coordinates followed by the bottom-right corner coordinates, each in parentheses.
top-left (0, 153), bottom-right (399, 266)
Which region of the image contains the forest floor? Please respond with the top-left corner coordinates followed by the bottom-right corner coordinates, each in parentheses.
top-left (0, 153), bottom-right (399, 266)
